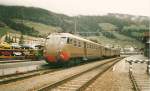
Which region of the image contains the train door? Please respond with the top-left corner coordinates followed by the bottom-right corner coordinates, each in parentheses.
top-left (99, 46), bottom-right (102, 57)
top-left (83, 42), bottom-right (87, 60)
top-left (101, 47), bottom-right (105, 57)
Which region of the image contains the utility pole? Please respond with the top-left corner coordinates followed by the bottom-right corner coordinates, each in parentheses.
top-left (14, 34), bottom-right (17, 43)
top-left (74, 16), bottom-right (77, 35)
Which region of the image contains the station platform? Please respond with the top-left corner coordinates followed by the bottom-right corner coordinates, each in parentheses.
top-left (0, 60), bottom-right (47, 76)
top-left (113, 54), bottom-right (150, 91)
top-left (0, 59), bottom-right (40, 63)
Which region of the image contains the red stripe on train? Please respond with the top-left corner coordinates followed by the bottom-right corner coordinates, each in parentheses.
top-left (60, 51), bottom-right (70, 61)
top-left (45, 54), bottom-right (56, 62)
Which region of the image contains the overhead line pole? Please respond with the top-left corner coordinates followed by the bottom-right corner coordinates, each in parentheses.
top-left (74, 16), bottom-right (77, 35)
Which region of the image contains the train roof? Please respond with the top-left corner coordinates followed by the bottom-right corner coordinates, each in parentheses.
top-left (49, 33), bottom-right (101, 45)
top-left (48, 33), bottom-right (119, 50)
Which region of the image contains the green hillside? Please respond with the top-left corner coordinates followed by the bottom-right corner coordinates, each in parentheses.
top-left (87, 32), bottom-right (143, 48)
top-left (0, 26), bottom-right (18, 37)
top-left (0, 5), bottom-right (149, 48)
top-left (14, 19), bottom-right (62, 36)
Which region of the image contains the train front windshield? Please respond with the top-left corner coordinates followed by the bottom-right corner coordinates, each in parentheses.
top-left (45, 36), bottom-right (68, 46)
top-left (60, 37), bottom-right (68, 43)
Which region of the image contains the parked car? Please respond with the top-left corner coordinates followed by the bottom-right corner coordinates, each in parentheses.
top-left (0, 42), bottom-right (12, 49)
top-left (11, 43), bottom-right (21, 49)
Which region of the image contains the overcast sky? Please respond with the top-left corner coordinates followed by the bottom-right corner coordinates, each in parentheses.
top-left (0, 0), bottom-right (149, 16)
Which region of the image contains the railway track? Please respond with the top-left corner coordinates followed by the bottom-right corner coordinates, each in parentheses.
top-left (0, 58), bottom-right (116, 85)
top-left (0, 67), bottom-right (61, 85)
top-left (0, 59), bottom-right (110, 84)
top-left (0, 60), bottom-right (40, 64)
top-left (129, 71), bottom-right (140, 91)
top-left (133, 74), bottom-right (150, 91)
top-left (0, 58), bottom-right (112, 85)
top-left (129, 71), bottom-right (150, 91)
top-left (38, 57), bottom-right (123, 91)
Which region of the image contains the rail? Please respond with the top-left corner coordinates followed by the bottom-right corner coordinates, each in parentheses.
top-left (129, 69), bottom-right (140, 91)
top-left (38, 57), bottom-right (123, 91)
top-left (0, 67), bottom-right (61, 85)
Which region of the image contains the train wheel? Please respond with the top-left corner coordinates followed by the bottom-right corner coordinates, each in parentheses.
top-left (63, 59), bottom-right (76, 67)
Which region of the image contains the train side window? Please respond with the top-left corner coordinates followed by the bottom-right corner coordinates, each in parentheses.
top-left (74, 40), bottom-right (77, 46)
top-left (78, 42), bottom-right (80, 47)
top-left (78, 41), bottom-right (81, 47)
top-left (68, 38), bottom-right (72, 44)
top-left (67, 38), bottom-right (69, 44)
top-left (90, 44), bottom-right (92, 49)
top-left (70, 39), bottom-right (72, 43)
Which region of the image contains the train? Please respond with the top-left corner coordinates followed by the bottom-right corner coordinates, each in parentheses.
top-left (44, 33), bottom-right (120, 65)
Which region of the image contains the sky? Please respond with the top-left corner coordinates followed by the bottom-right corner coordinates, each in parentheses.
top-left (0, 0), bottom-right (149, 16)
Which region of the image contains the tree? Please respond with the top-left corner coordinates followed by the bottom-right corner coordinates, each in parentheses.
top-left (19, 34), bottom-right (24, 44)
top-left (4, 34), bottom-right (9, 42)
top-left (98, 23), bottom-right (118, 31)
top-left (14, 35), bottom-right (17, 43)
top-left (4, 34), bottom-right (12, 43)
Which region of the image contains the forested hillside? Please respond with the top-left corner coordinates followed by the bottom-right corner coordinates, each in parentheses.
top-left (0, 5), bottom-right (149, 48)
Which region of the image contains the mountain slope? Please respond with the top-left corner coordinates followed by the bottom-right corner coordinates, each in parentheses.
top-left (0, 5), bottom-right (149, 48)
top-left (14, 19), bottom-right (63, 36)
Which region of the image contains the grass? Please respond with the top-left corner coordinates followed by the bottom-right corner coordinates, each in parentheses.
top-left (0, 26), bottom-right (17, 37)
top-left (87, 32), bottom-right (144, 48)
top-left (2, 19), bottom-right (143, 49)
top-left (111, 31), bottom-right (143, 48)
top-left (14, 19), bottom-right (62, 35)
